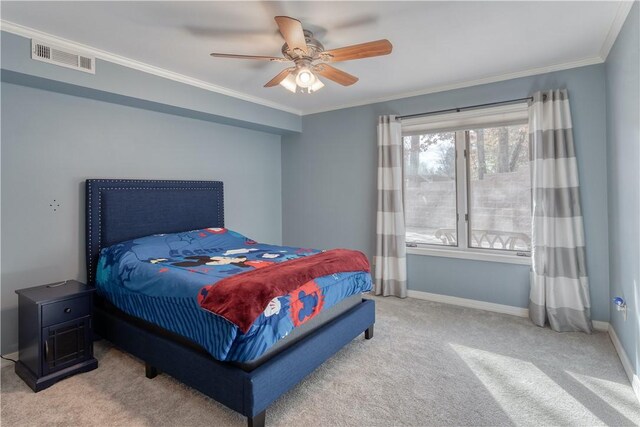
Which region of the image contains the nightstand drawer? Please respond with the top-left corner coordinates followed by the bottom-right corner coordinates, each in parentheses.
top-left (41, 296), bottom-right (91, 327)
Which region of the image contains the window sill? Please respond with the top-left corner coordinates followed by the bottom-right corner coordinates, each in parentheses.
top-left (406, 246), bottom-right (531, 265)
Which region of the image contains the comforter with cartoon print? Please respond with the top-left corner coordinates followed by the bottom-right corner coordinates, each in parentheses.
top-left (96, 227), bottom-right (372, 362)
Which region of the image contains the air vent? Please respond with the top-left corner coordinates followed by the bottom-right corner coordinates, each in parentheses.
top-left (31, 40), bottom-right (95, 74)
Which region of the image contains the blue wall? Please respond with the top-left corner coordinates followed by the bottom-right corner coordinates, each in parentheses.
top-left (0, 32), bottom-right (288, 354)
top-left (605, 2), bottom-right (639, 377)
top-left (282, 64), bottom-right (610, 321)
top-left (1, 31), bottom-right (301, 134)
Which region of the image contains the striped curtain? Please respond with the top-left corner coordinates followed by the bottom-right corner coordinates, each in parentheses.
top-left (529, 90), bottom-right (592, 333)
top-left (374, 115), bottom-right (407, 297)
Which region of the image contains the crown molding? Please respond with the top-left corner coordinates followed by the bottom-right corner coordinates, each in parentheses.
top-left (303, 55), bottom-right (605, 116)
top-left (0, 19), bottom-right (303, 116)
top-left (1, 0), bottom-right (631, 119)
top-left (599, 0), bottom-right (635, 60)
top-left (303, 0), bottom-right (630, 115)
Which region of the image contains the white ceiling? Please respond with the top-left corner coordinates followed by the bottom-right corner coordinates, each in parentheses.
top-left (0, 1), bottom-right (630, 115)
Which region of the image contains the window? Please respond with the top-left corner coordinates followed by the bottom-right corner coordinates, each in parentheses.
top-left (402, 104), bottom-right (531, 263)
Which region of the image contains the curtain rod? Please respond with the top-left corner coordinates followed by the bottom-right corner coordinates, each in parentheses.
top-left (398, 96), bottom-right (533, 120)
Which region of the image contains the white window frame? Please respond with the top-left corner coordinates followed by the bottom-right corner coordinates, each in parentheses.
top-left (402, 103), bottom-right (531, 265)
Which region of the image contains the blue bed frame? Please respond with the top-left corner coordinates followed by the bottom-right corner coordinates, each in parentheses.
top-left (85, 179), bottom-right (375, 427)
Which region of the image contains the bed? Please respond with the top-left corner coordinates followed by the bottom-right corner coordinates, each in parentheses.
top-left (85, 179), bottom-right (375, 427)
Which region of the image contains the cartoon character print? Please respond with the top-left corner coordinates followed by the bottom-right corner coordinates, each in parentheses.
top-left (263, 297), bottom-right (282, 317)
top-left (172, 255), bottom-right (276, 271)
top-left (197, 285), bottom-right (210, 305)
top-left (223, 248), bottom-right (258, 256)
top-left (162, 246), bottom-right (308, 270)
top-left (295, 248), bottom-right (316, 255)
top-left (277, 253), bottom-right (303, 262)
top-left (101, 240), bottom-right (137, 268)
top-left (205, 228), bottom-right (227, 234)
top-left (261, 296), bottom-right (294, 338)
top-left (244, 260), bottom-right (274, 269)
top-left (222, 247), bottom-right (290, 261)
top-left (172, 255), bottom-right (249, 268)
top-left (227, 248), bottom-right (287, 260)
top-left (288, 280), bottom-right (325, 327)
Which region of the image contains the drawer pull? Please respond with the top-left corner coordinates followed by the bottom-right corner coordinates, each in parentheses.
top-left (41, 295), bottom-right (91, 327)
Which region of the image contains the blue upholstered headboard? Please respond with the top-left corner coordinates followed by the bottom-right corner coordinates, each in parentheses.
top-left (85, 179), bottom-right (224, 286)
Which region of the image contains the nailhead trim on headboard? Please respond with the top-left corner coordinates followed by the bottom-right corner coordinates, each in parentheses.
top-left (86, 180), bottom-right (224, 286)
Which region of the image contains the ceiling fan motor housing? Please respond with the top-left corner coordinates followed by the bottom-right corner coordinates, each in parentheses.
top-left (282, 30), bottom-right (325, 61)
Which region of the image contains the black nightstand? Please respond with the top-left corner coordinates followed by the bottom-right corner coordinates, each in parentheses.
top-left (15, 280), bottom-right (98, 392)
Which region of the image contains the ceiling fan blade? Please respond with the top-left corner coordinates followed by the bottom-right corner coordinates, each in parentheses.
top-left (322, 39), bottom-right (392, 62)
top-left (313, 64), bottom-right (358, 86)
top-left (210, 53), bottom-right (288, 62)
top-left (264, 68), bottom-right (295, 87)
top-left (274, 16), bottom-right (308, 55)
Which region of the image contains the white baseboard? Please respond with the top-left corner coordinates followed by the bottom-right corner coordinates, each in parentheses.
top-left (1, 351), bottom-right (19, 369)
top-left (407, 290), bottom-right (529, 317)
top-left (608, 325), bottom-right (640, 404)
top-left (592, 320), bottom-right (610, 332)
top-left (406, 290), bottom-right (610, 331)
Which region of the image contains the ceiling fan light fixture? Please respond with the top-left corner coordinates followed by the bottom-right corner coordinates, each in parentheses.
top-left (295, 68), bottom-right (315, 88)
top-left (309, 78), bottom-right (324, 92)
top-left (279, 74), bottom-right (298, 93)
top-left (279, 66), bottom-right (324, 94)
top-left (296, 77), bottom-right (324, 94)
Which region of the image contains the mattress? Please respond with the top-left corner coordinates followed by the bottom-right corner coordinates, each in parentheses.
top-left (96, 227), bottom-right (372, 362)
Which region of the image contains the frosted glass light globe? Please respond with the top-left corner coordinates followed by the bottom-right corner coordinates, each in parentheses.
top-left (295, 69), bottom-right (315, 88)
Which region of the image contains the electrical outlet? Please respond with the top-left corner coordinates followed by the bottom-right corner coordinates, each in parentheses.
top-left (613, 296), bottom-right (628, 321)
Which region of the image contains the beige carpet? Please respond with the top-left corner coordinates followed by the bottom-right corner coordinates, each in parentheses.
top-left (2, 296), bottom-right (639, 426)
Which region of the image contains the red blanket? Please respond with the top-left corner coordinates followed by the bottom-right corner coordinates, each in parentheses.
top-left (198, 249), bottom-right (370, 333)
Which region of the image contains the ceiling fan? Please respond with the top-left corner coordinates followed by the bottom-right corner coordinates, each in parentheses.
top-left (210, 16), bottom-right (393, 94)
